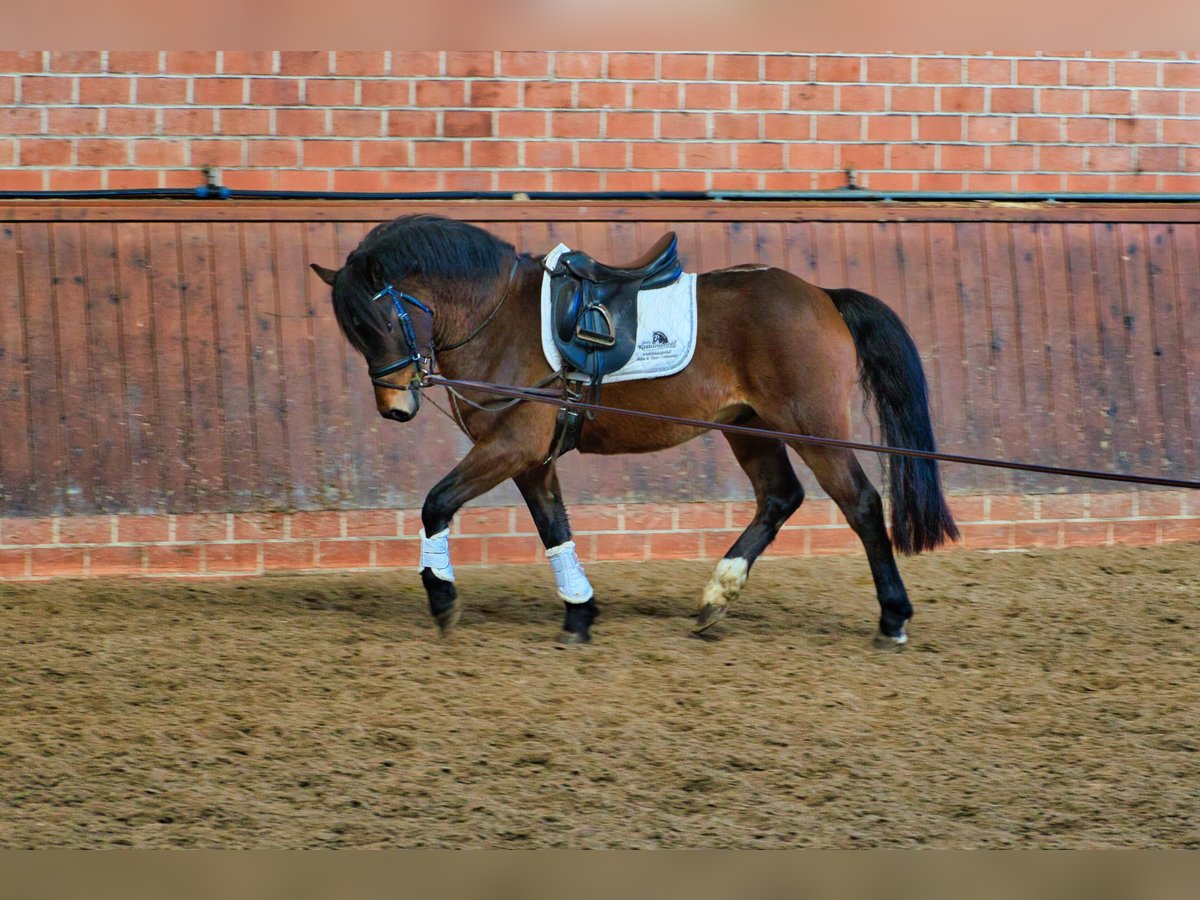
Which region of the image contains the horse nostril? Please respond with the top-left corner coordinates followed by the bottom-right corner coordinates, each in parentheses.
top-left (383, 407), bottom-right (414, 422)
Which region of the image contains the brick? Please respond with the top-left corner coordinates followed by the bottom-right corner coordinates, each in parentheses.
top-left (990, 87), bottom-right (1035, 114)
top-left (343, 509), bottom-right (402, 538)
top-left (623, 506), bottom-right (676, 532)
top-left (1087, 145), bottom-right (1134, 172)
top-left (738, 143), bottom-right (785, 169)
top-left (867, 56), bottom-right (913, 84)
top-left (525, 142), bottom-right (573, 167)
top-left (0, 51), bottom-right (45, 72)
top-left (602, 171), bottom-right (654, 191)
top-left (1162, 63), bottom-right (1200, 88)
top-left (890, 142), bottom-right (937, 170)
top-left (737, 83), bottom-right (786, 110)
top-left (262, 540), bottom-right (317, 571)
top-left (279, 50), bottom-right (331, 76)
top-left (631, 143), bottom-right (679, 169)
top-left (58, 516), bottom-right (114, 545)
top-left (1013, 173), bottom-right (1063, 191)
top-left (713, 54), bottom-right (760, 81)
top-left (838, 84), bottom-right (886, 111)
top-left (607, 53), bottom-right (656, 80)
top-left (47, 170), bottom-right (102, 190)
top-left (1110, 521), bottom-right (1160, 546)
top-left (219, 108), bottom-right (270, 136)
top-left (192, 77), bottom-right (246, 105)
top-left (275, 169), bottom-right (329, 191)
top-left (234, 512), bottom-right (288, 541)
top-left (1114, 61), bottom-right (1160, 87)
top-left (133, 77), bottom-right (187, 104)
top-left (133, 139), bottom-right (187, 167)
top-left (0, 77), bottom-right (13, 104)
top-left (682, 82), bottom-right (730, 109)
top-left (946, 495), bottom-right (987, 523)
top-left (75, 139), bottom-right (128, 166)
top-left (765, 113), bottom-right (813, 141)
top-left (592, 532), bottom-right (647, 562)
top-left (1015, 116), bottom-right (1065, 142)
top-left (1017, 59), bottom-right (1063, 85)
top-left (90, 547), bottom-right (144, 576)
top-left (165, 51), bottom-right (216, 74)
top-left (649, 532), bottom-right (703, 560)
top-left (291, 510), bottom-right (342, 538)
top-left (469, 140), bottom-right (519, 167)
top-left (816, 114), bottom-right (862, 141)
top-left (1159, 519), bottom-right (1200, 543)
top-left (20, 139), bottom-right (72, 166)
top-left (414, 141), bottom-right (465, 167)
top-left (661, 54), bottom-right (708, 81)
top-left (1040, 88), bottom-right (1085, 114)
top-left (308, 78), bottom-right (359, 107)
top-left (917, 115), bottom-right (962, 141)
top-left (331, 170), bottom-right (385, 191)
top-left (816, 55), bottom-right (863, 83)
top-left (713, 113), bottom-right (761, 139)
top-left (576, 82), bottom-right (627, 109)
top-left (554, 51), bottom-right (603, 79)
top-left (1040, 145), bottom-right (1085, 170)
top-left (361, 79), bottom-right (413, 107)
top-left (453, 507), bottom-right (512, 535)
top-left (416, 79), bottom-right (466, 107)
top-left (31, 548), bottom-right (85, 577)
top-left (484, 535), bottom-right (541, 564)
top-left (991, 145), bottom-right (1037, 171)
top-left (333, 51), bottom-right (388, 77)
top-left (677, 503), bottom-right (727, 530)
top-left (959, 523), bottom-right (1014, 550)
top-left (48, 108), bottom-right (100, 135)
top-left (764, 54), bottom-right (811, 82)
top-left (384, 110), bottom-right (436, 138)
top-left (1136, 491), bottom-right (1185, 517)
top-left (249, 78), bottom-right (301, 106)
top-left (684, 143), bottom-right (732, 169)
top-left (499, 51), bottom-right (547, 78)
top-left (892, 85), bottom-right (936, 112)
top-left (145, 545), bottom-right (201, 574)
top-left (191, 139), bottom-right (244, 167)
top-left (551, 170), bottom-right (604, 191)
top-left (205, 543), bottom-right (260, 573)
top-left (117, 515), bottom-right (170, 544)
top-left (50, 50), bottom-right (101, 73)
top-left (659, 112), bottom-right (707, 139)
top-left (468, 80), bottom-right (519, 108)
top-left (246, 139), bottom-right (299, 166)
top-left (443, 110), bottom-right (493, 138)
top-left (939, 86), bottom-right (985, 113)
top-left (1065, 60), bottom-right (1111, 86)
top-left (392, 51), bottom-right (443, 77)
top-left (77, 76), bottom-right (132, 105)
top-left (1061, 521), bottom-right (1112, 547)
top-left (21, 75), bottom-right (75, 103)
top-left (1013, 522), bottom-right (1063, 549)
top-left (940, 144), bottom-right (987, 169)
top-left (220, 51), bottom-right (277, 75)
top-left (316, 539), bottom-right (372, 568)
top-left (605, 111), bottom-right (654, 139)
top-left (809, 527), bottom-right (862, 555)
top-left (1136, 90), bottom-right (1182, 116)
top-left (788, 84), bottom-right (836, 111)
top-left (275, 108), bottom-right (328, 136)
top-left (357, 140), bottom-right (410, 167)
top-left (161, 108), bottom-right (217, 135)
top-left (444, 50), bottom-right (495, 78)
top-left (107, 170), bottom-right (159, 189)
top-left (917, 57), bottom-right (963, 84)
top-left (868, 114), bottom-right (915, 142)
top-left (175, 513), bottom-right (230, 542)
top-left (967, 58), bottom-right (1012, 84)
top-left (0, 549), bottom-right (29, 577)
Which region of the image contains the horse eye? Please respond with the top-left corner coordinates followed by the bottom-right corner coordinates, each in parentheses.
top-left (386, 321), bottom-right (394, 332)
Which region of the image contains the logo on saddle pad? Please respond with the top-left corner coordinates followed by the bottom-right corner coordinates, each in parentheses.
top-left (639, 330), bottom-right (677, 353)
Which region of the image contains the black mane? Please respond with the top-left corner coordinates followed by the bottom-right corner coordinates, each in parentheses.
top-left (331, 215), bottom-right (514, 357)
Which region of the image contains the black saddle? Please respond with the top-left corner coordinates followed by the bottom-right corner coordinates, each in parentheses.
top-left (548, 232), bottom-right (682, 380)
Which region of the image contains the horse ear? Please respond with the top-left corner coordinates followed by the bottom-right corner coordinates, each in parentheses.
top-left (309, 263), bottom-right (338, 286)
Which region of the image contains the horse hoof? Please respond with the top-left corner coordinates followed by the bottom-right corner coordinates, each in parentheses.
top-left (434, 602), bottom-right (461, 636)
top-left (556, 629), bottom-right (591, 646)
top-left (693, 603), bottom-right (726, 634)
top-left (872, 631), bottom-right (908, 651)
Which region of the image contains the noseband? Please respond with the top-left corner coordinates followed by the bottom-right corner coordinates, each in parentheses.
top-left (367, 256), bottom-right (520, 392)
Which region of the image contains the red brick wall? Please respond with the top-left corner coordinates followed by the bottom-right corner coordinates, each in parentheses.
top-left (2, 51), bottom-right (1199, 194)
top-left (2, 493), bottom-right (1198, 580)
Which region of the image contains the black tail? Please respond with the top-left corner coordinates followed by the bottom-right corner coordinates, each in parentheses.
top-left (827, 288), bottom-right (959, 554)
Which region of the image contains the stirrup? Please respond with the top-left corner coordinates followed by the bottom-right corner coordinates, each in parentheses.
top-left (574, 303), bottom-right (616, 348)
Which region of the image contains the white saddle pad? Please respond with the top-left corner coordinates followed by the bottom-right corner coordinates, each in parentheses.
top-left (540, 243), bottom-right (698, 383)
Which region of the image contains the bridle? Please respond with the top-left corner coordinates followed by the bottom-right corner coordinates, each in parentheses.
top-left (367, 255), bottom-right (520, 392)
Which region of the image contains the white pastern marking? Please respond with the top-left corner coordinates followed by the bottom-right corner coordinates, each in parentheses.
top-left (419, 527), bottom-right (455, 582)
top-left (701, 557), bottom-right (749, 608)
top-left (546, 540), bottom-right (594, 604)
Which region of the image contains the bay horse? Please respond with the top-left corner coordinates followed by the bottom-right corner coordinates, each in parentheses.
top-left (310, 215), bottom-right (957, 646)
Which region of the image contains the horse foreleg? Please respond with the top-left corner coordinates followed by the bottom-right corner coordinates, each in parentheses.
top-left (696, 433), bottom-right (805, 633)
top-left (419, 418), bottom-right (550, 635)
top-left (513, 465), bottom-right (598, 644)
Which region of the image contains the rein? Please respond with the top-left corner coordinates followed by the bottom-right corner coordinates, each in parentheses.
top-left (422, 374), bottom-right (1200, 491)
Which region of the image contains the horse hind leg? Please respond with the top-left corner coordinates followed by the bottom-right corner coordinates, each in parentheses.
top-left (695, 432), bottom-right (805, 633)
top-left (791, 442), bottom-right (912, 648)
